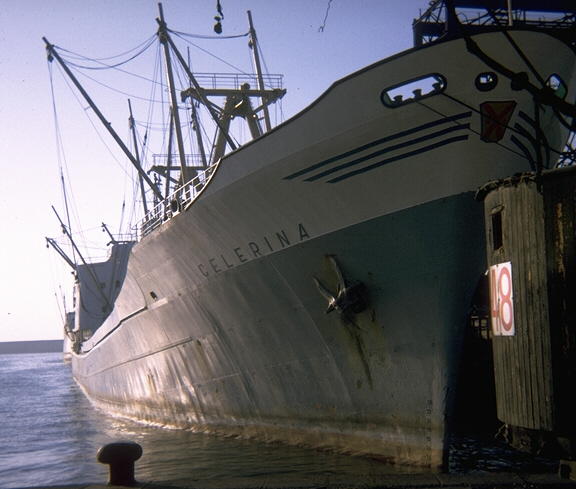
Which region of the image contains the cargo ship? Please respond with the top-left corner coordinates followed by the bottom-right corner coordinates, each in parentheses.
top-left (46, 0), bottom-right (576, 469)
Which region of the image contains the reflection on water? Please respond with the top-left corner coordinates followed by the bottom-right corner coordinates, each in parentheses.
top-left (0, 353), bottom-right (410, 489)
top-left (106, 419), bottom-right (414, 486)
top-left (0, 353), bottom-right (557, 489)
top-left (93, 414), bottom-right (419, 485)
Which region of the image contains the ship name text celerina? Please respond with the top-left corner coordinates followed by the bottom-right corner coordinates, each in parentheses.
top-left (198, 223), bottom-right (310, 277)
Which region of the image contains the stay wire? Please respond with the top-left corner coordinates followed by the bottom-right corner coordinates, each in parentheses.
top-left (168, 28), bottom-right (249, 41)
top-left (49, 61), bottom-right (81, 265)
top-left (170, 30), bottom-right (250, 75)
top-left (255, 38), bottom-right (272, 87)
top-left (52, 62), bottom-right (140, 195)
top-left (58, 56), bottom-right (161, 104)
top-left (55, 36), bottom-right (157, 69)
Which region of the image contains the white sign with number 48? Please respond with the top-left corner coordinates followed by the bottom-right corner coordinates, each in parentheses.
top-left (488, 261), bottom-right (515, 336)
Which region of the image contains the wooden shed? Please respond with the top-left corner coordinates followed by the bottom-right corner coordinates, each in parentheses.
top-left (477, 165), bottom-right (576, 454)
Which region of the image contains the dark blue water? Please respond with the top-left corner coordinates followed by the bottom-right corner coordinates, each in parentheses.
top-left (0, 353), bottom-right (411, 488)
top-left (0, 353), bottom-right (556, 488)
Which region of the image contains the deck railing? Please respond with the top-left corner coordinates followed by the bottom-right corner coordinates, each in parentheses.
top-left (137, 160), bottom-right (220, 239)
top-left (193, 72), bottom-right (284, 91)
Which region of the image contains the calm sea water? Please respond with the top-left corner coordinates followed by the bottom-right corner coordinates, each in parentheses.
top-left (0, 353), bottom-right (556, 488)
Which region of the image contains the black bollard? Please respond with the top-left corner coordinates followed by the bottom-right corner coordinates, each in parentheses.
top-left (97, 441), bottom-right (143, 486)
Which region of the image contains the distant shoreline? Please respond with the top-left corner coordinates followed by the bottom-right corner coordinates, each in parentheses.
top-left (0, 339), bottom-right (63, 355)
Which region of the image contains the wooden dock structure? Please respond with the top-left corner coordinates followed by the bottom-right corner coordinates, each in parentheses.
top-left (477, 165), bottom-right (576, 457)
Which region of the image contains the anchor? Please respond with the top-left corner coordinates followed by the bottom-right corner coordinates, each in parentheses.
top-left (314, 255), bottom-right (367, 315)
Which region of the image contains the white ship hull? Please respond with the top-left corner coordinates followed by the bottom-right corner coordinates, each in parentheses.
top-left (60, 27), bottom-right (576, 468)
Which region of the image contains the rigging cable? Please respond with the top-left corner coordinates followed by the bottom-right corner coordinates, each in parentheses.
top-left (169, 29), bottom-right (249, 40)
top-left (55, 36), bottom-right (157, 69)
top-left (51, 63), bottom-right (141, 190)
top-left (49, 60), bottom-right (80, 265)
top-left (170, 29), bottom-right (251, 75)
top-left (56, 56), bottom-right (160, 104)
top-left (254, 37), bottom-right (284, 125)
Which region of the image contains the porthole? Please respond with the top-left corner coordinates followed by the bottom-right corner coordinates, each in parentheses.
top-left (381, 73), bottom-right (446, 108)
top-left (170, 199), bottom-right (180, 214)
top-left (475, 72), bottom-right (498, 92)
top-left (546, 74), bottom-right (567, 99)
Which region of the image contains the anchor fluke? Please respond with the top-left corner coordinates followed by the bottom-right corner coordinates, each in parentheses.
top-left (313, 276), bottom-right (339, 314)
top-left (314, 255), bottom-right (367, 315)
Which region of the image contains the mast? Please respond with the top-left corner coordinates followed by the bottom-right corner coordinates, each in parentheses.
top-left (101, 223), bottom-right (118, 245)
top-left (44, 38), bottom-right (163, 202)
top-left (165, 109), bottom-right (175, 197)
top-left (247, 10), bottom-right (271, 132)
top-left (190, 98), bottom-right (208, 169)
top-left (507, 0), bottom-right (513, 26)
top-left (155, 11), bottom-right (238, 152)
top-left (60, 169), bottom-right (76, 264)
top-left (157, 3), bottom-right (193, 184)
top-left (52, 206), bottom-right (113, 313)
top-left (128, 99), bottom-right (148, 215)
top-left (188, 47), bottom-right (208, 169)
top-left (45, 237), bottom-right (75, 270)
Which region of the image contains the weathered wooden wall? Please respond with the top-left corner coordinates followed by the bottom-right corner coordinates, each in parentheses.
top-left (483, 175), bottom-right (554, 432)
top-left (480, 166), bottom-right (576, 438)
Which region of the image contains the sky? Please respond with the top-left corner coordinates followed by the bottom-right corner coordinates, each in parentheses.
top-left (0, 0), bottom-right (424, 343)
